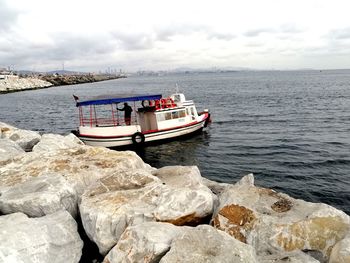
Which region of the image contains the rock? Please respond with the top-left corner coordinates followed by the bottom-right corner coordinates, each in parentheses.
top-left (0, 145), bottom-right (150, 196)
top-left (0, 173), bottom-right (78, 217)
top-left (0, 122), bottom-right (41, 151)
top-left (79, 169), bottom-right (160, 254)
top-left (0, 142), bottom-right (151, 220)
top-left (0, 138), bottom-right (25, 165)
top-left (201, 176), bottom-right (232, 196)
top-left (0, 211), bottom-right (83, 263)
top-left (330, 233), bottom-right (350, 263)
top-left (32, 133), bottom-right (84, 153)
top-left (151, 166), bottom-right (214, 224)
top-left (160, 225), bottom-right (258, 263)
top-left (80, 166), bottom-right (215, 255)
top-left (212, 174), bottom-right (350, 260)
top-left (103, 222), bottom-right (183, 263)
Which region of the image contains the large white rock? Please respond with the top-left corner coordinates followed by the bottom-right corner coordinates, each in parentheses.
top-left (103, 222), bottom-right (184, 263)
top-left (0, 141), bottom-right (151, 220)
top-left (32, 133), bottom-right (83, 153)
top-left (0, 145), bottom-right (150, 196)
top-left (0, 173), bottom-right (78, 217)
top-left (80, 166), bottom-right (215, 255)
top-left (0, 122), bottom-right (41, 151)
top-left (0, 138), bottom-right (25, 165)
top-left (151, 166), bottom-right (215, 223)
top-left (212, 174), bottom-right (350, 261)
top-left (0, 211), bottom-right (83, 263)
top-left (80, 169), bottom-right (160, 255)
top-left (160, 225), bottom-right (258, 263)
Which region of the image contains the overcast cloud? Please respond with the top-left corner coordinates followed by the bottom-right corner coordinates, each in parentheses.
top-left (1, 0), bottom-right (350, 72)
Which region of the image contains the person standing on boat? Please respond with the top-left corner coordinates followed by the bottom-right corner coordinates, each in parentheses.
top-left (118, 102), bottom-right (133, 125)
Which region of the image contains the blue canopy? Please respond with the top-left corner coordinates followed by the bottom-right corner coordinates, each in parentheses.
top-left (76, 94), bottom-right (162, 106)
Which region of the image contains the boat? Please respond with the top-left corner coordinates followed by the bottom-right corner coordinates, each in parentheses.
top-left (72, 93), bottom-right (211, 147)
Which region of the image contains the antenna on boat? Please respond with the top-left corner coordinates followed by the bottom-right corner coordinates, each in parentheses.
top-left (175, 83), bottom-right (179, 93)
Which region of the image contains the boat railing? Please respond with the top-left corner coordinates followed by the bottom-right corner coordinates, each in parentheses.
top-left (80, 117), bottom-right (138, 127)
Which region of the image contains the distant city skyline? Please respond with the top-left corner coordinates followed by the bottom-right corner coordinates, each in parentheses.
top-left (1, 0), bottom-right (350, 72)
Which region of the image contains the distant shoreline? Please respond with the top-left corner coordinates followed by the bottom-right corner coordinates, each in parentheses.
top-left (0, 74), bottom-right (126, 94)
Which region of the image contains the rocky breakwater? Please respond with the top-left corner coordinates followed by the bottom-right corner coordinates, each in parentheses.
top-left (0, 76), bottom-right (52, 93)
top-left (39, 74), bottom-right (124, 86)
top-left (0, 121), bottom-right (349, 263)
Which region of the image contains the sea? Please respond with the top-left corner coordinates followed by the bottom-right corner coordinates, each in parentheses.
top-left (1, 70), bottom-right (349, 215)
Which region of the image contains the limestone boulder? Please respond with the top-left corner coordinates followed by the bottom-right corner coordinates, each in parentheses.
top-left (160, 225), bottom-right (258, 263)
top-left (0, 173), bottom-right (78, 217)
top-left (0, 138), bottom-right (25, 165)
top-left (212, 174), bottom-right (350, 261)
top-left (80, 166), bottom-right (215, 255)
top-left (0, 122), bottom-right (41, 151)
top-left (103, 222), bottom-right (184, 263)
top-left (151, 166), bottom-right (215, 223)
top-left (32, 133), bottom-right (84, 153)
top-left (0, 211), bottom-right (83, 263)
top-left (79, 169), bottom-right (160, 254)
top-left (0, 145), bottom-right (150, 196)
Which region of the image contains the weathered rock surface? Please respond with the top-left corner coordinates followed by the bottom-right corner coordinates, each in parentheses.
top-left (80, 166), bottom-right (215, 255)
top-left (0, 134), bottom-right (151, 218)
top-left (103, 222), bottom-right (183, 263)
top-left (160, 224), bottom-right (258, 263)
top-left (330, 232), bottom-right (350, 263)
top-left (0, 173), bottom-right (78, 217)
top-left (0, 122), bottom-right (41, 151)
top-left (0, 211), bottom-right (83, 263)
top-left (212, 174), bottom-right (350, 261)
top-left (151, 166), bottom-right (214, 223)
top-left (32, 133), bottom-right (83, 153)
top-left (0, 138), bottom-right (25, 165)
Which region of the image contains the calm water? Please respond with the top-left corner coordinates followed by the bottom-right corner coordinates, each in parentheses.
top-left (1, 70), bottom-right (349, 214)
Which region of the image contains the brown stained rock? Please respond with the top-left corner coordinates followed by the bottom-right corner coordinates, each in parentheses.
top-left (53, 159), bottom-right (71, 172)
top-left (219, 204), bottom-right (255, 226)
top-left (1, 127), bottom-right (10, 132)
top-left (162, 212), bottom-right (204, 226)
top-left (275, 216), bottom-right (349, 257)
top-left (271, 199), bottom-right (293, 213)
top-left (212, 204), bottom-right (256, 243)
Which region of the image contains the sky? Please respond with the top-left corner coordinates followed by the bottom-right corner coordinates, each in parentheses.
top-left (1, 0), bottom-right (350, 72)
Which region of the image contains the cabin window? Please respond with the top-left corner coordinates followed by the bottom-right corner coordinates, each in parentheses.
top-left (186, 108), bottom-right (189, 115)
top-left (173, 95), bottom-right (181, 102)
top-left (172, 111), bottom-right (179, 119)
top-left (165, 112), bottom-right (172, 120)
top-left (157, 113), bottom-right (165, 122)
top-left (190, 107), bottom-right (194, 116)
top-left (179, 110), bottom-right (186, 118)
